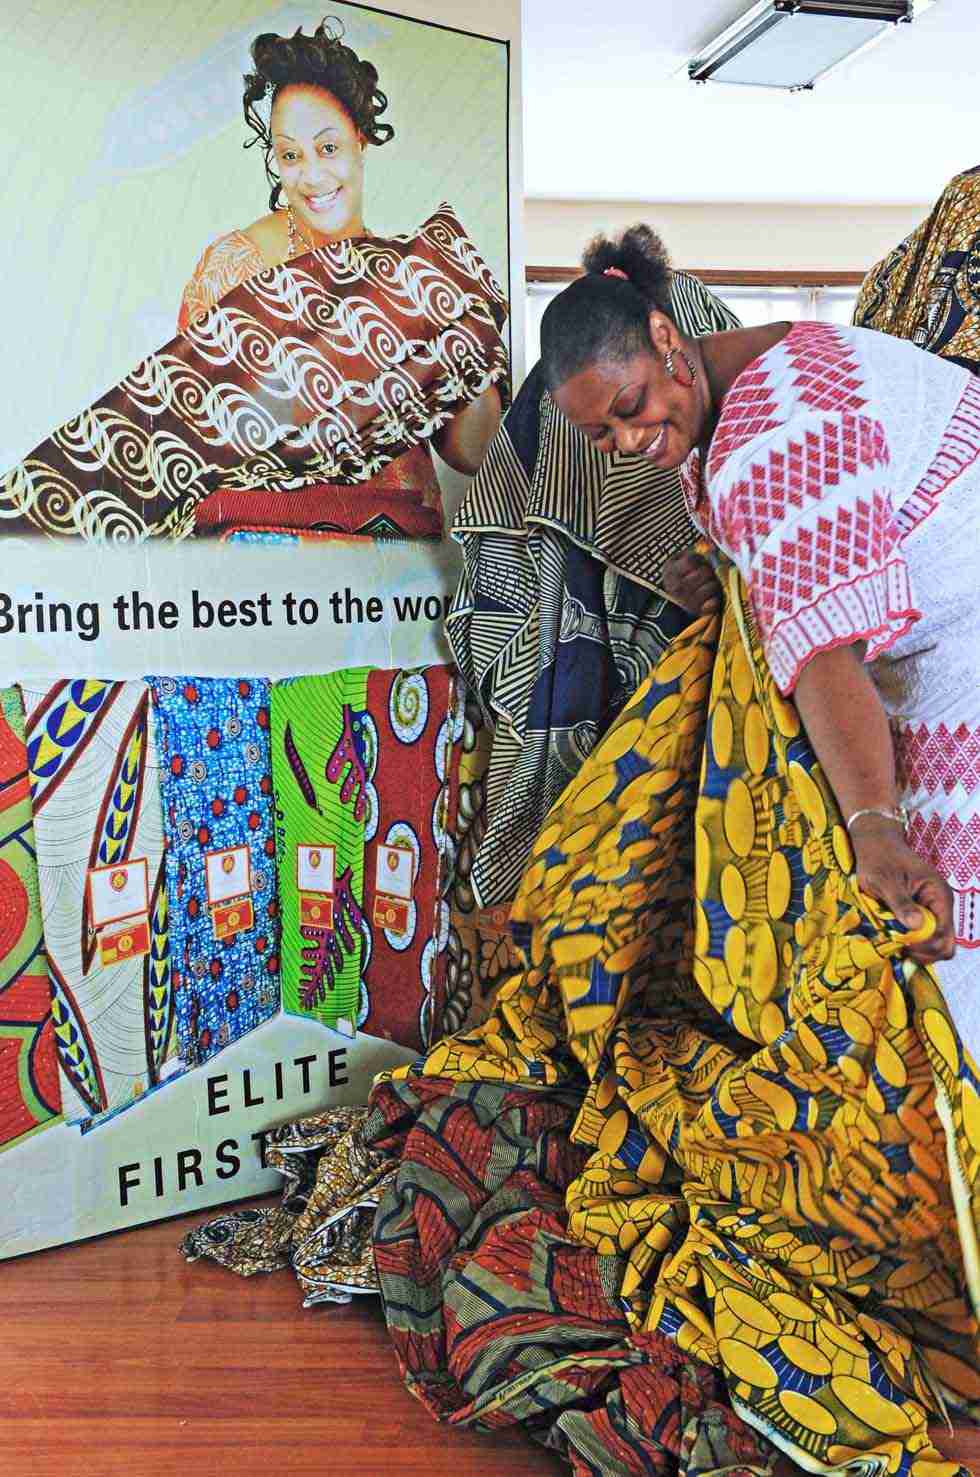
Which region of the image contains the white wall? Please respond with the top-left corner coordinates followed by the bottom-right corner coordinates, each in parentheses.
top-left (524, 199), bottom-right (928, 275)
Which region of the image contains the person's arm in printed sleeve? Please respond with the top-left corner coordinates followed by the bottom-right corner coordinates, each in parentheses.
top-left (706, 406), bottom-right (956, 965)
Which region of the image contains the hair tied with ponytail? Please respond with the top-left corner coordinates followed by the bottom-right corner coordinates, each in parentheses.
top-left (540, 223), bottom-right (674, 391)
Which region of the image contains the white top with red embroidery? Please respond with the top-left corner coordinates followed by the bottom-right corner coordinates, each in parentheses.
top-left (685, 320), bottom-right (980, 1005)
top-left (683, 320), bottom-right (977, 693)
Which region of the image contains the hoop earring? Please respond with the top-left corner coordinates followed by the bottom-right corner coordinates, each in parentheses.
top-left (665, 349), bottom-right (697, 388)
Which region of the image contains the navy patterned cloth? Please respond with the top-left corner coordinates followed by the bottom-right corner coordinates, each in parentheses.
top-left (445, 273), bottom-right (740, 906)
top-left (148, 677), bottom-right (281, 1066)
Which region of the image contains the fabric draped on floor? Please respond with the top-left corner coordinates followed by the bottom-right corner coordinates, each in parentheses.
top-left (184, 571), bottom-right (980, 1476)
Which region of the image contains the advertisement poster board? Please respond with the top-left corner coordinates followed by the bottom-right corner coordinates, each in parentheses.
top-left (0, 0), bottom-right (522, 1256)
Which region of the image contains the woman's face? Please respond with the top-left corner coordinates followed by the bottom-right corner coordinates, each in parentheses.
top-left (271, 83), bottom-right (366, 242)
top-left (554, 318), bottom-right (706, 468)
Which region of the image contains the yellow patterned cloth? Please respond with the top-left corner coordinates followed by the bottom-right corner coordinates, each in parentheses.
top-left (854, 166), bottom-right (980, 373)
top-left (388, 570), bottom-right (980, 1475)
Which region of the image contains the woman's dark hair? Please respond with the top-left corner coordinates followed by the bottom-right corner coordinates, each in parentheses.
top-left (540, 225), bottom-right (673, 390)
top-left (243, 16), bottom-right (394, 210)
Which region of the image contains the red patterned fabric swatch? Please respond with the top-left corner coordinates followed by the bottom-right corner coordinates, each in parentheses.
top-left (361, 668), bottom-right (462, 1051)
top-left (0, 688), bottom-right (61, 1150)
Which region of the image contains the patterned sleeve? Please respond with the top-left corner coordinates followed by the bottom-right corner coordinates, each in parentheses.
top-left (852, 218), bottom-right (926, 334)
top-left (703, 331), bottom-right (919, 694)
top-left (177, 231), bottom-right (267, 334)
top-left (671, 271), bottom-right (741, 334)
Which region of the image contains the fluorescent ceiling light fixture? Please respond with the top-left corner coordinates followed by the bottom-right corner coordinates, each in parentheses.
top-left (688, 1), bottom-right (917, 91)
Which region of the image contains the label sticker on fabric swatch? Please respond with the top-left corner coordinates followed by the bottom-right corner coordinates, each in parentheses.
top-left (204, 845), bottom-right (252, 905)
top-left (300, 894), bottom-right (335, 929)
top-left (375, 844), bottom-right (414, 900)
top-left (212, 897), bottom-right (255, 941)
top-left (372, 895), bottom-right (410, 932)
top-left (297, 843), bottom-right (336, 895)
top-left (88, 858), bottom-right (150, 928)
top-left (98, 914), bottom-right (151, 965)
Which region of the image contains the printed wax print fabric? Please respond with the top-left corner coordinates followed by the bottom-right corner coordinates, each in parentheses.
top-left (0, 205), bottom-right (509, 543)
top-left (854, 165), bottom-right (980, 374)
top-left (364, 578), bottom-right (980, 1477)
top-left (177, 228), bottom-right (267, 334)
top-left (271, 667), bottom-right (462, 1048)
top-left (272, 668), bottom-right (372, 1037)
top-left (180, 1104), bottom-right (398, 1307)
top-left (176, 232), bottom-right (446, 540)
top-left (359, 666), bottom-right (462, 1051)
top-left (0, 687), bottom-right (61, 1151)
top-left (148, 678), bottom-right (280, 1067)
top-left (436, 688), bottom-right (524, 1040)
top-left (189, 445), bottom-right (445, 541)
top-left (23, 680), bottom-right (174, 1124)
top-left (447, 273), bottom-right (739, 908)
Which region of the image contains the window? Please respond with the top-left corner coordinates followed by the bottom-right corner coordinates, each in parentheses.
top-left (525, 278), bottom-right (862, 369)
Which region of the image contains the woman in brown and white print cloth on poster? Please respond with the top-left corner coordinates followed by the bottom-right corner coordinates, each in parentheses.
top-left (0, 18), bottom-right (509, 546)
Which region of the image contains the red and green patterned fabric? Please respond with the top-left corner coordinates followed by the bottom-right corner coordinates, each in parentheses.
top-left (270, 666), bottom-right (462, 1049)
top-left (360, 667), bottom-right (462, 1051)
top-left (0, 687), bottom-right (60, 1150)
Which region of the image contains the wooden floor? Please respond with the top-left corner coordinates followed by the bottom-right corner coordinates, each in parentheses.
top-left (1, 1200), bottom-right (565, 1477)
top-left (1, 1202), bottom-right (977, 1477)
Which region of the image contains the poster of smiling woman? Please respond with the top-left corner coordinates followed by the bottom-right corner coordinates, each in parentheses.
top-left (1, 5), bottom-right (512, 551)
top-left (0, 0), bottom-right (519, 680)
top-left (0, 0), bottom-right (521, 1258)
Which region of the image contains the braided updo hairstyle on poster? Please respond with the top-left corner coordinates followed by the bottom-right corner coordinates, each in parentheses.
top-left (540, 225), bottom-right (674, 390)
top-left (243, 16), bottom-right (395, 210)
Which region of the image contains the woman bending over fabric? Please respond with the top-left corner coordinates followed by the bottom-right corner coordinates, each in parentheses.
top-left (542, 225), bottom-right (977, 1058)
top-left (185, 221), bottom-right (980, 1475)
top-left (444, 242), bottom-right (739, 930)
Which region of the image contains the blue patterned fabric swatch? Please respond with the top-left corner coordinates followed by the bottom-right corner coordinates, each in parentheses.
top-left (147, 677), bottom-right (280, 1066)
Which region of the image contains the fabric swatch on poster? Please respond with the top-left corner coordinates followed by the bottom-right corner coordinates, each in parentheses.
top-left (23, 680), bottom-right (175, 1123)
top-left (0, 687), bottom-right (61, 1151)
top-left (148, 677), bottom-right (280, 1066)
top-left (360, 668), bottom-right (462, 1051)
top-left (271, 671), bottom-right (372, 1035)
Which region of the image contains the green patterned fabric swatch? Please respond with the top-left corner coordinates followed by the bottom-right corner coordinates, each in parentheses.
top-left (271, 672), bottom-right (372, 1033)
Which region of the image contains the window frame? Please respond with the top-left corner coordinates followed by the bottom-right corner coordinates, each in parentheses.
top-left (524, 266), bottom-right (866, 369)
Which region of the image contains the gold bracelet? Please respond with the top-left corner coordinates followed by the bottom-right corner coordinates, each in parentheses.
top-left (845, 805), bottom-right (908, 833)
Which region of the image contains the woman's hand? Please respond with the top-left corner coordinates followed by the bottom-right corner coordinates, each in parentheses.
top-left (432, 386), bottom-right (501, 476)
top-left (850, 814), bottom-right (957, 965)
top-left (662, 551), bottom-right (722, 615)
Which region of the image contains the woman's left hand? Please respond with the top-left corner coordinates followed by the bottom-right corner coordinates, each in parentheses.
top-left (662, 551), bottom-right (722, 615)
top-left (850, 815), bottom-right (957, 965)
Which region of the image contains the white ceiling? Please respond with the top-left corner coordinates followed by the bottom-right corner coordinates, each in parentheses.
top-left (522, 0), bottom-right (980, 203)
